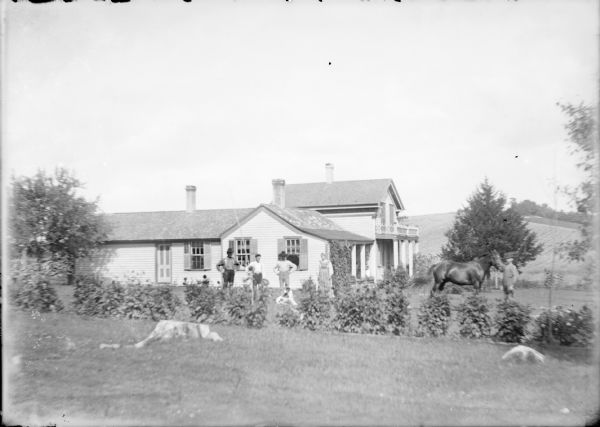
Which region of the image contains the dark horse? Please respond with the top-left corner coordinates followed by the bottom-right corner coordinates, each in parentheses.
top-left (430, 250), bottom-right (502, 296)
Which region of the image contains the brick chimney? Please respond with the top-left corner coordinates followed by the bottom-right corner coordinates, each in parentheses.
top-left (185, 185), bottom-right (196, 212)
top-left (272, 179), bottom-right (285, 208)
top-left (325, 163), bottom-right (334, 184)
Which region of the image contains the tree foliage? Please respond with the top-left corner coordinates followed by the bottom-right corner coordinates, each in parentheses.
top-left (557, 102), bottom-right (597, 261)
top-left (441, 179), bottom-right (543, 269)
top-left (9, 168), bottom-right (110, 283)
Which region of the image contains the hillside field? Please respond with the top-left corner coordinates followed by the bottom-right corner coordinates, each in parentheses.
top-left (409, 213), bottom-right (588, 285)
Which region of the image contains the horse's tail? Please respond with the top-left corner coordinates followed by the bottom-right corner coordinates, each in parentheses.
top-left (410, 263), bottom-right (438, 290)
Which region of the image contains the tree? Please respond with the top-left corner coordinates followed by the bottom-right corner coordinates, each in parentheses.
top-left (557, 102), bottom-right (597, 261)
top-left (9, 168), bottom-right (110, 284)
top-left (441, 179), bottom-right (543, 270)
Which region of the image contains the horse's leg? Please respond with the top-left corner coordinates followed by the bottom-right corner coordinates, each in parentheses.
top-left (438, 280), bottom-right (447, 292)
top-left (430, 277), bottom-right (441, 297)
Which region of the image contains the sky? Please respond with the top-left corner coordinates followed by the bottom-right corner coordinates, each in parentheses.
top-left (2, 0), bottom-right (598, 217)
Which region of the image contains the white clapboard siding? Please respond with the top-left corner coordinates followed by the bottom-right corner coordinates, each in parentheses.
top-left (221, 210), bottom-right (327, 289)
top-left (324, 213), bottom-right (375, 240)
top-left (171, 241), bottom-right (223, 285)
top-left (76, 243), bottom-right (156, 283)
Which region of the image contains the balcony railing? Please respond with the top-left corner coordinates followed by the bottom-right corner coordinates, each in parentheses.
top-left (375, 220), bottom-right (419, 237)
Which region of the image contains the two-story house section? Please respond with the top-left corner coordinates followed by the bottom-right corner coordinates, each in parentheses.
top-left (282, 163), bottom-right (420, 279)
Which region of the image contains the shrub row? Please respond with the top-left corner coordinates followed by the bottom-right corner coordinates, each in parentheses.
top-left (73, 280), bottom-right (180, 321)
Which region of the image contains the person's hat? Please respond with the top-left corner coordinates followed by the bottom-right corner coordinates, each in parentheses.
top-left (255, 253), bottom-right (261, 258)
top-left (226, 248), bottom-right (233, 254)
top-left (506, 257), bottom-right (514, 262)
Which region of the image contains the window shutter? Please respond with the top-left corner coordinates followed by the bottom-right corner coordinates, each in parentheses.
top-left (184, 242), bottom-right (191, 270)
top-left (203, 242), bottom-right (211, 270)
top-left (277, 239), bottom-right (285, 256)
top-left (250, 238), bottom-right (258, 259)
top-left (299, 238), bottom-right (308, 271)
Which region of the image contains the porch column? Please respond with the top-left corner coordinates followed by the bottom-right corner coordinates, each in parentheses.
top-left (393, 239), bottom-right (399, 269)
top-left (415, 242), bottom-right (419, 255)
top-left (400, 240), bottom-right (407, 271)
top-left (359, 244), bottom-right (366, 279)
top-left (351, 244), bottom-right (357, 277)
top-left (408, 240), bottom-right (414, 277)
top-left (371, 241), bottom-right (379, 280)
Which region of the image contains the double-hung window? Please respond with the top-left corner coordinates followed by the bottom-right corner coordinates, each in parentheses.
top-left (184, 241), bottom-right (211, 271)
top-left (235, 238), bottom-right (252, 267)
top-left (190, 241), bottom-right (204, 270)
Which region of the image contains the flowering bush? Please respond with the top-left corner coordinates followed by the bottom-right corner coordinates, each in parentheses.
top-left (277, 306), bottom-right (301, 328)
top-left (534, 305), bottom-right (594, 346)
top-left (297, 278), bottom-right (333, 331)
top-left (10, 258), bottom-right (64, 312)
top-left (185, 283), bottom-right (223, 323)
top-left (416, 295), bottom-right (451, 337)
top-left (333, 283), bottom-right (388, 334)
top-left (494, 300), bottom-right (531, 343)
top-left (456, 295), bottom-right (492, 338)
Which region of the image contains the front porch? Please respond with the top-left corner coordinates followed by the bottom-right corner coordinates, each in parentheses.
top-left (350, 223), bottom-right (419, 281)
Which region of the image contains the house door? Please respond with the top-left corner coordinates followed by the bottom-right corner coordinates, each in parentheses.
top-left (156, 244), bottom-right (172, 283)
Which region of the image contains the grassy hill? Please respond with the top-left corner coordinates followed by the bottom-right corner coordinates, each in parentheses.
top-left (408, 213), bottom-right (586, 285)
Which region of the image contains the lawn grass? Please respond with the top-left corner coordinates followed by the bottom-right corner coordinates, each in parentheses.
top-left (4, 305), bottom-right (599, 426)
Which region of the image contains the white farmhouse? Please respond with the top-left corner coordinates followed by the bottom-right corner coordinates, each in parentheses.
top-left (78, 164), bottom-right (419, 288)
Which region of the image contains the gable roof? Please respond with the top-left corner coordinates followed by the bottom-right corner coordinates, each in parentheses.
top-left (103, 208), bottom-right (254, 242)
top-left (252, 204), bottom-right (372, 242)
top-left (284, 179), bottom-right (404, 210)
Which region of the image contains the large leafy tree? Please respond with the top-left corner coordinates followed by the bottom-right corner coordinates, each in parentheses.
top-left (557, 102), bottom-right (597, 261)
top-left (441, 179), bottom-right (543, 270)
top-left (9, 168), bottom-right (110, 284)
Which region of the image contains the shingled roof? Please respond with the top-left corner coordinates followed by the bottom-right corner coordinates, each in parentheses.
top-left (261, 204), bottom-right (372, 242)
top-left (104, 208), bottom-right (254, 242)
top-left (284, 179), bottom-right (404, 209)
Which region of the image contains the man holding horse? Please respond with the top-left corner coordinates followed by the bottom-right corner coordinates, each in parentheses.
top-left (502, 257), bottom-right (519, 301)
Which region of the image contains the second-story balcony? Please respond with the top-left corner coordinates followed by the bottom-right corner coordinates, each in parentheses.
top-left (375, 220), bottom-right (419, 238)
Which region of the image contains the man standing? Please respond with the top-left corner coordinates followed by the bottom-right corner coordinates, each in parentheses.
top-left (246, 253), bottom-right (264, 292)
top-left (502, 257), bottom-right (519, 301)
top-left (216, 248), bottom-right (239, 291)
top-left (273, 251), bottom-right (297, 294)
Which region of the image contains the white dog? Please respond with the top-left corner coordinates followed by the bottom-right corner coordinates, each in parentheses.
top-left (502, 345), bottom-right (545, 363)
top-left (276, 289), bottom-right (298, 307)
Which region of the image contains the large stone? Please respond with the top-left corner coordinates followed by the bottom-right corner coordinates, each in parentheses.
top-left (501, 345), bottom-right (545, 363)
top-left (133, 320), bottom-right (223, 348)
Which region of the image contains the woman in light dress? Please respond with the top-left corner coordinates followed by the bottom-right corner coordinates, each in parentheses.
top-left (317, 252), bottom-right (334, 297)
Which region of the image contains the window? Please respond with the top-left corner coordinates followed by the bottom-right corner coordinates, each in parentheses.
top-left (278, 237), bottom-right (307, 270)
top-left (235, 238), bottom-right (251, 267)
top-left (184, 241), bottom-right (211, 271)
top-left (286, 238), bottom-right (301, 256)
top-left (190, 241), bottom-right (204, 270)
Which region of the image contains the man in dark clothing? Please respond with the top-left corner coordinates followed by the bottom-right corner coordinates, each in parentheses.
top-left (216, 248), bottom-right (239, 290)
